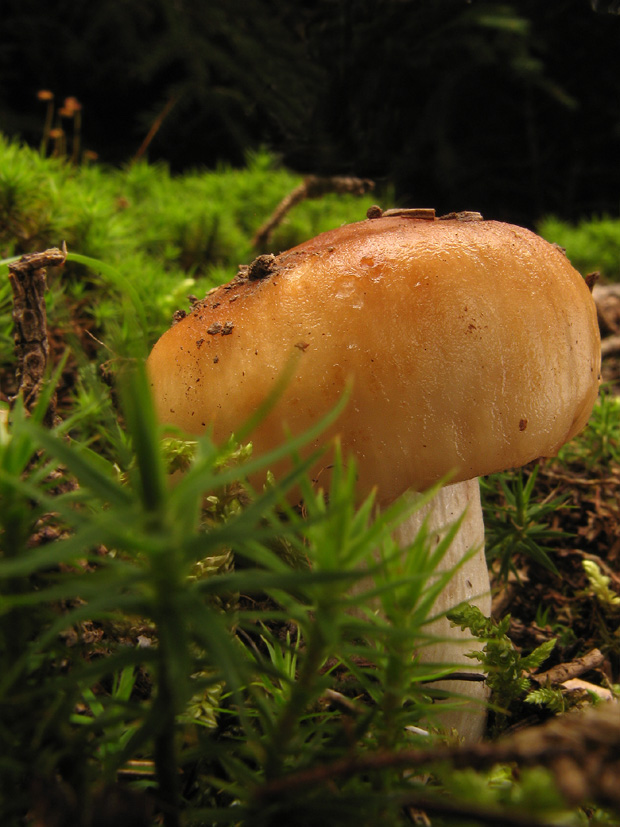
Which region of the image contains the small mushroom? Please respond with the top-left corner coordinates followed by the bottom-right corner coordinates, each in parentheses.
top-left (147, 215), bottom-right (601, 740)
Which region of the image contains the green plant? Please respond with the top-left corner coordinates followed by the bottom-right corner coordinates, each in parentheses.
top-left (0, 134), bottom-right (379, 388)
top-left (70, 665), bottom-right (140, 776)
top-left (447, 605), bottom-right (557, 731)
top-left (1, 356), bottom-right (480, 826)
top-left (0, 368), bottom-right (102, 824)
top-left (539, 215), bottom-right (620, 282)
top-left (480, 465), bottom-right (569, 582)
top-left (0, 138), bottom-right (64, 255)
top-left (1, 137), bottom-right (618, 826)
top-left (557, 389), bottom-right (620, 471)
top-left (581, 560), bottom-right (620, 610)
top-left (533, 603), bottom-right (578, 649)
top-left (524, 685), bottom-right (566, 715)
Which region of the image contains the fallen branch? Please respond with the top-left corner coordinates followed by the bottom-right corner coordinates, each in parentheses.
top-left (252, 175), bottom-right (374, 249)
top-left (531, 647), bottom-right (604, 685)
top-left (255, 702), bottom-right (620, 812)
top-left (8, 246), bottom-right (66, 423)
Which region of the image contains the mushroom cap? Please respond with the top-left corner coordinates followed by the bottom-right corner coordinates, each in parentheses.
top-left (147, 216), bottom-right (601, 506)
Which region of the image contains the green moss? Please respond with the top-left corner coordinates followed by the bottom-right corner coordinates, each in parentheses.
top-left (539, 214), bottom-right (620, 282)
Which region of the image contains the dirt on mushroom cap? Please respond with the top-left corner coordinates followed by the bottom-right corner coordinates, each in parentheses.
top-left (147, 216), bottom-right (601, 506)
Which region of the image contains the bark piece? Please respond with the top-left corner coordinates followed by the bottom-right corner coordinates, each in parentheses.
top-left (9, 247), bottom-right (66, 421)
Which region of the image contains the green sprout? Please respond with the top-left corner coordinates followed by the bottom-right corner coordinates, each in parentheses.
top-left (582, 560), bottom-right (620, 610)
top-left (481, 465), bottom-right (568, 583)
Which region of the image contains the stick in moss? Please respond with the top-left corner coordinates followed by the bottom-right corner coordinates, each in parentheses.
top-left (252, 174), bottom-right (374, 248)
top-left (8, 246), bottom-right (67, 423)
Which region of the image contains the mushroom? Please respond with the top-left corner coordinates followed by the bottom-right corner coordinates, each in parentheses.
top-left (147, 210), bottom-right (601, 740)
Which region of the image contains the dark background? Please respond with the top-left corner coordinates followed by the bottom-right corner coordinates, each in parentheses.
top-left (1, 0), bottom-right (619, 227)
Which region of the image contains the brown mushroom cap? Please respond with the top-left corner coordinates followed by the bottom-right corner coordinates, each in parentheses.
top-left (147, 216), bottom-right (601, 506)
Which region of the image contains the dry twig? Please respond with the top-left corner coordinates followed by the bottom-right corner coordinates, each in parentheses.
top-left (255, 702), bottom-right (620, 813)
top-left (531, 647), bottom-right (605, 685)
top-left (8, 246), bottom-right (66, 423)
top-left (252, 175), bottom-right (374, 248)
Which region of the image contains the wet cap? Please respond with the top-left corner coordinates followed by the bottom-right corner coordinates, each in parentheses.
top-left (148, 214), bottom-right (601, 505)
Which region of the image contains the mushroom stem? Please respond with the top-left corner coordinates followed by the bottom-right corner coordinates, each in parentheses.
top-left (393, 479), bottom-right (491, 742)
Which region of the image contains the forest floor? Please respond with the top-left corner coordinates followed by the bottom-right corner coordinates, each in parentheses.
top-left (2, 251), bottom-right (619, 824)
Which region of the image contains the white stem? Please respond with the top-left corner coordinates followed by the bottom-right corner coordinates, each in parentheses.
top-left (393, 479), bottom-right (491, 742)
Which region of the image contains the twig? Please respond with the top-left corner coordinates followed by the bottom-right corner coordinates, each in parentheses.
top-left (541, 468), bottom-right (620, 488)
top-left (252, 175), bottom-right (374, 248)
top-left (323, 688), bottom-right (365, 716)
top-left (133, 96), bottom-right (178, 163)
top-left (531, 647), bottom-right (604, 685)
top-left (8, 246), bottom-right (67, 424)
top-left (254, 702), bottom-right (620, 811)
